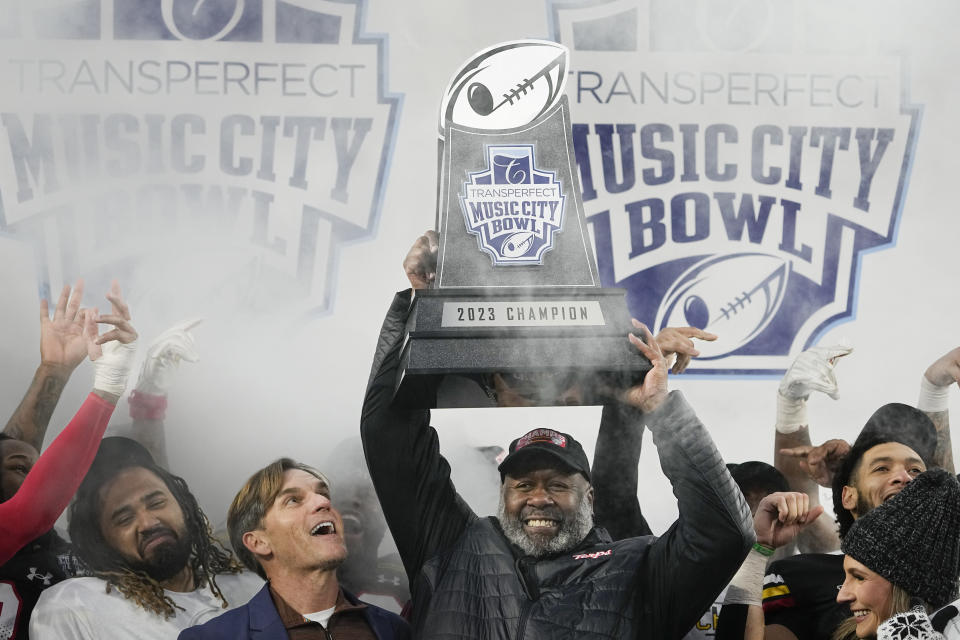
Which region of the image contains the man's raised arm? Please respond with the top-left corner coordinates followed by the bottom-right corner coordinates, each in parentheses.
top-left (4, 281), bottom-right (88, 450)
top-left (117, 318), bottom-right (203, 470)
top-left (592, 326), bottom-right (715, 540)
top-left (616, 321), bottom-right (754, 639)
top-left (773, 344), bottom-right (851, 553)
top-left (360, 231), bottom-right (476, 582)
top-left (918, 345), bottom-right (959, 473)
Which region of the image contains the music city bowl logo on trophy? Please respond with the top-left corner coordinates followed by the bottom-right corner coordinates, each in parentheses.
top-left (395, 39), bottom-right (650, 406)
top-left (549, 0), bottom-right (920, 374)
top-left (459, 144), bottom-right (566, 265)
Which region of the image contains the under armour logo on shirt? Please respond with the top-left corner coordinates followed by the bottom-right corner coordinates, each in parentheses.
top-left (27, 567), bottom-right (53, 586)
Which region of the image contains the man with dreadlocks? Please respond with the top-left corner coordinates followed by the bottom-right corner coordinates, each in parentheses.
top-left (29, 437), bottom-right (263, 639)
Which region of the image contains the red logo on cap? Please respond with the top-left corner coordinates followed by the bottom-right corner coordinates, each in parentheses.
top-left (516, 429), bottom-right (567, 450)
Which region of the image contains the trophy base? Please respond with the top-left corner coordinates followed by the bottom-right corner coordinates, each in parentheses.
top-left (395, 287), bottom-right (652, 407)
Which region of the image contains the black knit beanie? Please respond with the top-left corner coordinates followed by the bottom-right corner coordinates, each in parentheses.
top-left (841, 468), bottom-right (960, 609)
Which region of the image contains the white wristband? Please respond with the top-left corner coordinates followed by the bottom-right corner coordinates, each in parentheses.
top-left (724, 548), bottom-right (769, 607)
top-left (918, 375), bottom-right (951, 413)
top-left (776, 392), bottom-right (808, 434)
top-left (93, 340), bottom-right (138, 397)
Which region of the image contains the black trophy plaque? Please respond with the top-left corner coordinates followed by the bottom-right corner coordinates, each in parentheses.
top-left (396, 40), bottom-right (651, 406)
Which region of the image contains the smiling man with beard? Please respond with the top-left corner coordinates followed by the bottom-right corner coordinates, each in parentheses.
top-left (360, 283), bottom-right (755, 639)
top-left (29, 437), bottom-right (263, 640)
top-left (495, 440), bottom-right (596, 559)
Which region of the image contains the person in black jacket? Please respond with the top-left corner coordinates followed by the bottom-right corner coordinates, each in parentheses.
top-left (359, 235), bottom-right (755, 639)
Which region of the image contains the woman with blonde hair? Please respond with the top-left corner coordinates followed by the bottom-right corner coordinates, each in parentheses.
top-left (835, 468), bottom-right (960, 639)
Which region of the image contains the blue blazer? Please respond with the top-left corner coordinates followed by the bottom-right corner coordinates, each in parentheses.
top-left (178, 584), bottom-right (411, 640)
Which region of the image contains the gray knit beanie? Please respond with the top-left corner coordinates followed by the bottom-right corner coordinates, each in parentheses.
top-left (842, 468), bottom-right (960, 609)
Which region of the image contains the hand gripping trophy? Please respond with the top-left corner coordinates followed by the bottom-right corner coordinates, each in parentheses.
top-left (396, 40), bottom-right (650, 407)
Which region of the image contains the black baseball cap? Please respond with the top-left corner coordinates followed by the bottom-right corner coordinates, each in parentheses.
top-left (847, 403), bottom-right (936, 473)
top-left (727, 461), bottom-right (790, 496)
top-left (832, 403), bottom-right (938, 537)
top-left (498, 428), bottom-right (591, 482)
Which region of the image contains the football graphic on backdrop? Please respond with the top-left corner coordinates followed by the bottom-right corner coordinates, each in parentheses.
top-left (654, 253), bottom-right (789, 359)
top-left (439, 40), bottom-right (568, 134)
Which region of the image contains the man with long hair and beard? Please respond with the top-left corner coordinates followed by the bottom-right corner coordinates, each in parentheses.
top-left (29, 437), bottom-right (263, 639)
top-left (0, 280), bottom-right (138, 640)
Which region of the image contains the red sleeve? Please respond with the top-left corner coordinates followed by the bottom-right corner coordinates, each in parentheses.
top-left (0, 392), bottom-right (115, 564)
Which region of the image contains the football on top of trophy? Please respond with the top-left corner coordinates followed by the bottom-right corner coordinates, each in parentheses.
top-left (439, 40), bottom-right (569, 135)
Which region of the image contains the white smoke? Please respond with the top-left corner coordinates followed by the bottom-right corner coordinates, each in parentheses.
top-left (0, 0), bottom-right (954, 542)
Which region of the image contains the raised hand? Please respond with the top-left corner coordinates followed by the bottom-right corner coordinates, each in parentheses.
top-left (84, 281), bottom-right (138, 400)
top-left (779, 343), bottom-right (853, 401)
top-left (39, 280), bottom-right (87, 372)
top-left (778, 438), bottom-right (851, 487)
top-left (753, 491), bottom-right (824, 549)
top-left (136, 318), bottom-right (202, 395)
top-left (403, 230), bottom-right (438, 290)
top-left (654, 326), bottom-right (717, 374)
top-left (924, 346), bottom-right (960, 389)
top-left (620, 320), bottom-right (669, 413)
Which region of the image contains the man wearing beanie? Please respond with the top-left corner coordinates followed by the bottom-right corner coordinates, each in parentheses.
top-left (361, 284), bottom-right (754, 639)
top-left (837, 468), bottom-right (960, 639)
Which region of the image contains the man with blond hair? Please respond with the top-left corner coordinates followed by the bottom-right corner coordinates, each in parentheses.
top-left (179, 458), bottom-right (409, 640)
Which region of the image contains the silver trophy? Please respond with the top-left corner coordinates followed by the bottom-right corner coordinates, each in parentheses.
top-left (396, 40), bottom-right (650, 407)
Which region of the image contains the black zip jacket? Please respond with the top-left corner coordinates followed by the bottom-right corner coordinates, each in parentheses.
top-left (360, 290), bottom-right (753, 639)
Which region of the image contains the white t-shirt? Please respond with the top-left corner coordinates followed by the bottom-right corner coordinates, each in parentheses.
top-left (29, 572), bottom-right (263, 640)
top-left (302, 606), bottom-right (336, 628)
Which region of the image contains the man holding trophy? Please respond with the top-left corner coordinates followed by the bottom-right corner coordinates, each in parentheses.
top-left (360, 40), bottom-right (753, 638)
